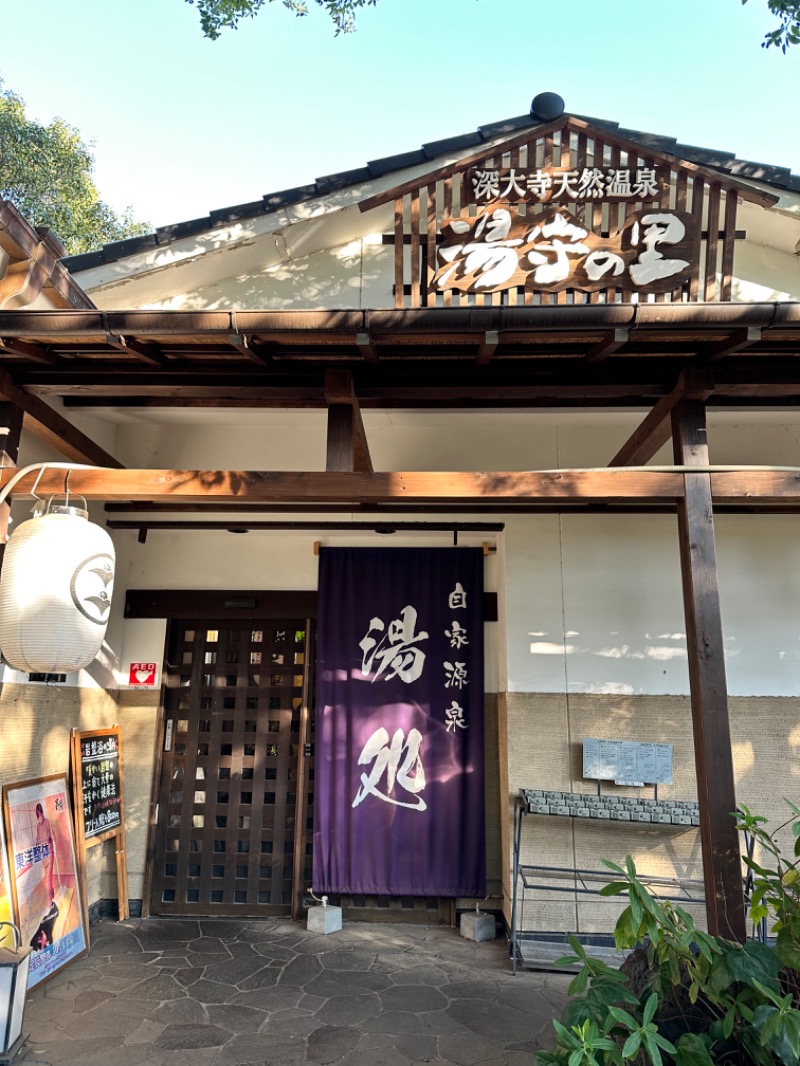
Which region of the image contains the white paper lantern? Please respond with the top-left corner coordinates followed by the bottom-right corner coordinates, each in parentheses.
top-left (0, 500), bottom-right (115, 673)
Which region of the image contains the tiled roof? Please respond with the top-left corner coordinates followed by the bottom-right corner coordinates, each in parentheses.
top-left (62, 110), bottom-right (800, 274)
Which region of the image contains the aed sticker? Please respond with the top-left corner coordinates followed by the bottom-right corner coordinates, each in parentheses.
top-left (129, 662), bottom-right (157, 686)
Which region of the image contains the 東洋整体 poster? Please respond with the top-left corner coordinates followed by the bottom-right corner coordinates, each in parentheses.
top-left (3, 774), bottom-right (88, 988)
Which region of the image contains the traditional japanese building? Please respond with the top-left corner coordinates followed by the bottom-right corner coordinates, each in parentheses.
top-left (1, 93), bottom-right (799, 951)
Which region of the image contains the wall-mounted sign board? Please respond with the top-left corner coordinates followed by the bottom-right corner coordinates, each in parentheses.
top-left (583, 737), bottom-right (673, 786)
top-left (70, 727), bottom-right (129, 920)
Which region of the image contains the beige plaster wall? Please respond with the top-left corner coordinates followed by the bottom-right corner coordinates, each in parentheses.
top-left (504, 691), bottom-right (800, 935)
top-left (0, 683), bottom-right (160, 911)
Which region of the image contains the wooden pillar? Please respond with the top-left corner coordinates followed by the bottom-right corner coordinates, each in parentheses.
top-left (326, 405), bottom-right (356, 472)
top-left (0, 401), bottom-right (23, 566)
top-left (672, 400), bottom-right (745, 942)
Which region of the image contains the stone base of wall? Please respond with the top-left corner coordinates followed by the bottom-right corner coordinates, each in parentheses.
top-left (502, 691), bottom-right (800, 935)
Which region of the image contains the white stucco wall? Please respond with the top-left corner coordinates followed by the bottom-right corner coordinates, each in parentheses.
top-left (23, 406), bottom-right (787, 702)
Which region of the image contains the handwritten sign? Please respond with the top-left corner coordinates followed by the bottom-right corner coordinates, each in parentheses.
top-left (76, 730), bottom-right (123, 840)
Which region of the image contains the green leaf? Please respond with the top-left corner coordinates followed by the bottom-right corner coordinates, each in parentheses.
top-left (567, 966), bottom-right (589, 996)
top-left (723, 1005), bottom-right (735, 1039)
top-left (621, 1032), bottom-right (641, 1059)
top-left (601, 859), bottom-right (626, 876)
top-left (643, 1030), bottom-right (664, 1066)
top-left (607, 1006), bottom-right (638, 1030)
top-left (642, 992), bottom-right (659, 1025)
top-left (598, 882), bottom-right (628, 897)
top-left (568, 1049), bottom-right (584, 1066)
top-left (673, 1033), bottom-right (715, 1066)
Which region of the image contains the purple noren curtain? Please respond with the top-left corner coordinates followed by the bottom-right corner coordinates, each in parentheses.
top-left (313, 547), bottom-right (485, 897)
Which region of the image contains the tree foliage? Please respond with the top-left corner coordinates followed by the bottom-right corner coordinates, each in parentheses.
top-left (0, 84), bottom-right (150, 255)
top-left (188, 0), bottom-right (798, 48)
top-left (187, 0), bottom-right (376, 38)
top-left (744, 0), bottom-right (800, 50)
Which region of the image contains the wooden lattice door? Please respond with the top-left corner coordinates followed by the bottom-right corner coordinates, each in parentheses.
top-left (150, 618), bottom-right (314, 916)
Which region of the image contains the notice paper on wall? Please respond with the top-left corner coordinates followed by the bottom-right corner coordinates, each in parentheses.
top-left (583, 737), bottom-right (673, 785)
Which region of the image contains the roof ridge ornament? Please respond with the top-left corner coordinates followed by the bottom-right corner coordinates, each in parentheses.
top-left (530, 92), bottom-right (565, 122)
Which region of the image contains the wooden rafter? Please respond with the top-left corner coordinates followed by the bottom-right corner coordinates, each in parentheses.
top-left (105, 333), bottom-right (167, 368)
top-left (0, 370), bottom-right (123, 468)
top-left (609, 368), bottom-right (714, 467)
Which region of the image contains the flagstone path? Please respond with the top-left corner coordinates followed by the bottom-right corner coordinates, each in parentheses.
top-left (21, 917), bottom-right (570, 1066)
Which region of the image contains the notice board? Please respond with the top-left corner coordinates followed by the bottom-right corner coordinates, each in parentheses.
top-left (70, 727), bottom-right (129, 920)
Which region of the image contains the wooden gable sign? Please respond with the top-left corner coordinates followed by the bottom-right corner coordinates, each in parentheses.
top-left (358, 116), bottom-right (777, 309)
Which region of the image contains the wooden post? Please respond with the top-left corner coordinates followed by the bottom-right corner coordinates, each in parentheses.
top-left (326, 405), bottom-right (356, 473)
top-left (0, 401), bottom-right (23, 566)
top-left (672, 400), bottom-right (745, 942)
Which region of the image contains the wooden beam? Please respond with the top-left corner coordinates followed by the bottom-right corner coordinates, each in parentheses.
top-left (105, 333), bottom-right (167, 369)
top-left (706, 326), bottom-right (762, 362)
top-left (324, 370), bottom-right (373, 473)
top-left (584, 329), bottom-right (629, 365)
top-left (355, 332), bottom-right (378, 363)
top-left (227, 333), bottom-right (269, 366)
top-left (476, 330), bottom-right (499, 366)
top-left (0, 369), bottom-right (123, 468)
top-left (672, 400), bottom-right (745, 943)
top-left (0, 337), bottom-right (61, 366)
top-left (1, 466), bottom-right (800, 506)
top-left (610, 369), bottom-right (714, 467)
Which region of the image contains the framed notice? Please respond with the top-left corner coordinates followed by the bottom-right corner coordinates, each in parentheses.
top-left (2, 774), bottom-right (88, 989)
top-left (70, 728), bottom-right (129, 920)
top-left (583, 737), bottom-right (673, 785)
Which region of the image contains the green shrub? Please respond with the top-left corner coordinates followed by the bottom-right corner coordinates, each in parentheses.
top-left (537, 801), bottom-right (800, 1065)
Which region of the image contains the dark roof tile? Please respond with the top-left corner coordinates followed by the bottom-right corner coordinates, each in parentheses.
top-left (315, 166), bottom-right (372, 192)
top-left (62, 107), bottom-right (800, 269)
top-left (368, 149), bottom-right (428, 177)
top-left (422, 132), bottom-right (482, 158)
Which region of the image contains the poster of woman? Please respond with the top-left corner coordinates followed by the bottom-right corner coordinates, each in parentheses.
top-left (2, 775), bottom-right (88, 988)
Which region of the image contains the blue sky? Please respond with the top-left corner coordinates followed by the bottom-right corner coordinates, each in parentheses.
top-left (2, 0), bottom-right (798, 230)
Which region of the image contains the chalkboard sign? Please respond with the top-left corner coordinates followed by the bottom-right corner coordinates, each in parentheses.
top-left (73, 729), bottom-right (123, 841)
top-left (70, 726), bottom-right (129, 921)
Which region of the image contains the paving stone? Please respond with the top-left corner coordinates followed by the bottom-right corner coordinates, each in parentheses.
top-left (251, 941), bottom-right (305, 962)
top-left (445, 1000), bottom-right (537, 1044)
top-left (499, 984), bottom-right (566, 1016)
top-left (173, 967), bottom-right (203, 987)
top-left (188, 978), bottom-right (240, 1004)
top-left (144, 1047), bottom-right (223, 1066)
top-left (361, 1011), bottom-right (423, 1035)
top-left (304, 970), bottom-right (390, 998)
top-left (439, 1031), bottom-right (506, 1065)
top-left (125, 974), bottom-right (185, 1001)
top-left (18, 1036), bottom-right (121, 1063)
top-left (188, 936), bottom-right (231, 955)
top-left (153, 1024), bottom-right (231, 1050)
top-left (390, 964), bottom-right (450, 986)
top-left (221, 1031), bottom-right (305, 1064)
top-left (260, 1007), bottom-right (323, 1039)
top-left (314, 993), bottom-right (382, 1026)
top-left (397, 1031), bottom-right (438, 1060)
top-left (123, 1019), bottom-right (167, 1045)
top-left (336, 1049), bottom-right (413, 1066)
top-left (199, 919), bottom-right (251, 939)
top-left (96, 957), bottom-right (162, 977)
top-left (205, 1003), bottom-right (266, 1033)
top-left (307, 1025), bottom-right (361, 1063)
top-left (229, 985), bottom-right (304, 1011)
top-left (150, 998), bottom-right (210, 1025)
top-left (70, 989), bottom-right (115, 1013)
top-left (278, 954), bottom-right (324, 987)
top-left (237, 965), bottom-right (282, 991)
top-left (87, 932), bottom-right (144, 956)
top-left (137, 920), bottom-right (201, 942)
top-left (298, 993), bottom-right (327, 1012)
top-left (445, 979), bottom-right (501, 1001)
top-left (202, 956), bottom-right (268, 986)
top-left (379, 985), bottom-right (448, 1013)
top-left (319, 949), bottom-right (372, 971)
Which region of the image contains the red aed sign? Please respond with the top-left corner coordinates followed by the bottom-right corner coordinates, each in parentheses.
top-left (129, 662), bottom-right (157, 686)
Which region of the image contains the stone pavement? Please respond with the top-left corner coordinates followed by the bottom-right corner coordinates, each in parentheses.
top-left (20, 917), bottom-right (571, 1066)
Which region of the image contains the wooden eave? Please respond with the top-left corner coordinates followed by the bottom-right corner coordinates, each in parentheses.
top-left (357, 116), bottom-right (781, 214)
top-left (0, 201), bottom-right (95, 311)
top-left (0, 305), bottom-right (798, 410)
